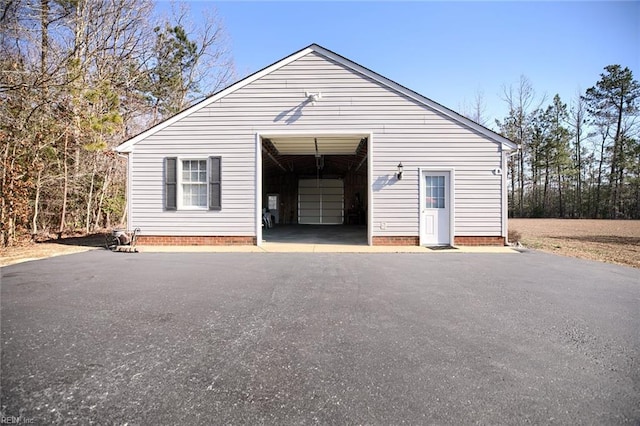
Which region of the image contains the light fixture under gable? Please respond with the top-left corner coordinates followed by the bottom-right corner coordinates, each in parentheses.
top-left (396, 162), bottom-right (404, 180)
top-left (305, 91), bottom-right (322, 105)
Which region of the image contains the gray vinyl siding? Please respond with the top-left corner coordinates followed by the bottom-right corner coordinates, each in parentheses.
top-left (130, 147), bottom-right (255, 236)
top-left (130, 51), bottom-right (504, 237)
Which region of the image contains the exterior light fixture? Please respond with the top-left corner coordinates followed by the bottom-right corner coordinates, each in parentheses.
top-left (396, 162), bottom-right (404, 180)
top-left (305, 91), bottom-right (322, 105)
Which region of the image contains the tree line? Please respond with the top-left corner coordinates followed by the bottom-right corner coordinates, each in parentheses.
top-left (493, 67), bottom-right (640, 219)
top-left (1, 0), bottom-right (234, 246)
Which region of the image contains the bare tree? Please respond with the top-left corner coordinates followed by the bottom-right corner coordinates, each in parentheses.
top-left (147, 2), bottom-right (235, 121)
top-left (461, 89), bottom-right (490, 127)
top-left (497, 76), bottom-right (546, 217)
top-left (0, 0), bottom-right (236, 245)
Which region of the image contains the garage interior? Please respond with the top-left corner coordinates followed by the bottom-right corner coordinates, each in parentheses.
top-left (261, 135), bottom-right (368, 244)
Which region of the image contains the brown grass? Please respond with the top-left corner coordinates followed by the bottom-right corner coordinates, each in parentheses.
top-left (0, 234), bottom-right (105, 267)
top-left (509, 219), bottom-right (640, 268)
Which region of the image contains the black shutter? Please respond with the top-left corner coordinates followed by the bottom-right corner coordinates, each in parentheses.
top-left (164, 157), bottom-right (177, 210)
top-left (209, 156), bottom-right (221, 210)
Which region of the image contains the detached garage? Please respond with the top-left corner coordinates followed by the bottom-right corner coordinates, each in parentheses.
top-left (115, 44), bottom-right (516, 246)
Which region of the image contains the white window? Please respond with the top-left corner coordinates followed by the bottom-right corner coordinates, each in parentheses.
top-left (425, 175), bottom-right (445, 209)
top-left (268, 195), bottom-right (278, 210)
top-left (181, 159), bottom-right (208, 208)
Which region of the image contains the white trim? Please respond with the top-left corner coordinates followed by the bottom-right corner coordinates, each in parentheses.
top-left (450, 169), bottom-right (456, 246)
top-left (419, 168), bottom-right (455, 246)
top-left (176, 157), bottom-right (209, 210)
top-left (367, 133), bottom-right (373, 246)
top-left (256, 133), bottom-right (263, 246)
top-left (501, 149), bottom-right (508, 242)
top-left (116, 44), bottom-right (516, 153)
top-left (127, 152), bottom-right (133, 229)
top-left (260, 130), bottom-right (371, 138)
top-left (258, 130), bottom-right (372, 245)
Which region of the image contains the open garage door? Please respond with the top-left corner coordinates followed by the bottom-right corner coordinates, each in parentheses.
top-left (298, 179), bottom-right (344, 224)
top-left (260, 134), bottom-right (369, 245)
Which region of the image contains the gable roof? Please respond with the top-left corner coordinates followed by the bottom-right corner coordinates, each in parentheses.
top-left (116, 44), bottom-right (517, 153)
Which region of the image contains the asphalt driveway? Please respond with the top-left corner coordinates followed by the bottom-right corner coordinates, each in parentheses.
top-left (1, 250), bottom-right (639, 424)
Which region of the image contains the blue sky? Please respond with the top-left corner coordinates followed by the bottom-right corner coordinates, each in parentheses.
top-left (156, 1), bottom-right (639, 128)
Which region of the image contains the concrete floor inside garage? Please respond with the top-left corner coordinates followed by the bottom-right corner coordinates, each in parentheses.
top-left (261, 224), bottom-right (367, 245)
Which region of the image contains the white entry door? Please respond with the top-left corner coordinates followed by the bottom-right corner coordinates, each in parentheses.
top-left (420, 171), bottom-right (451, 246)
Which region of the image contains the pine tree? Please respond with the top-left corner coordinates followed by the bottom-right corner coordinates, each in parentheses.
top-left (583, 65), bottom-right (640, 218)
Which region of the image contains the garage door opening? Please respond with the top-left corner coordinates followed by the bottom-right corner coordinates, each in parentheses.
top-left (260, 134), bottom-right (368, 245)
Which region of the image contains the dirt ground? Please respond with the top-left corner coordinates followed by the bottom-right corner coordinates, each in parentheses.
top-left (509, 218), bottom-right (640, 269)
top-left (1, 221), bottom-right (639, 269)
top-left (0, 234), bottom-right (105, 267)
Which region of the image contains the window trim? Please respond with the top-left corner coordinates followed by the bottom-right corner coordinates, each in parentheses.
top-left (425, 175), bottom-right (446, 209)
top-left (178, 158), bottom-right (209, 210)
top-left (165, 156), bottom-right (222, 211)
